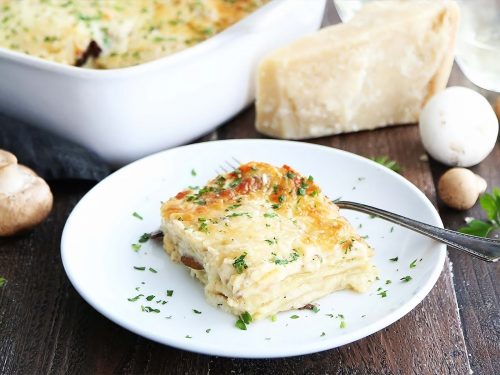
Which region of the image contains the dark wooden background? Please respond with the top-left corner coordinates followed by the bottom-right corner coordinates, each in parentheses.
top-left (1, 3), bottom-right (499, 374)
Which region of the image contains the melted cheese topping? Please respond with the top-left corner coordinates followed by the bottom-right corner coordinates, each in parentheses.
top-left (0, 0), bottom-right (268, 69)
top-left (161, 162), bottom-right (378, 319)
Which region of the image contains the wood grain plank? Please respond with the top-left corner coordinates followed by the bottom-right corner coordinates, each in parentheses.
top-left (427, 62), bottom-right (500, 375)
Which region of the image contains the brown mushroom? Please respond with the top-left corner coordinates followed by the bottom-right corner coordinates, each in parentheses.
top-left (0, 150), bottom-right (53, 236)
top-left (437, 168), bottom-right (487, 210)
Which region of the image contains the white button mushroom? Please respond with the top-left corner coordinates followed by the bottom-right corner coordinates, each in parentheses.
top-left (0, 150), bottom-right (53, 236)
top-left (438, 168), bottom-right (487, 210)
top-left (419, 87), bottom-right (499, 167)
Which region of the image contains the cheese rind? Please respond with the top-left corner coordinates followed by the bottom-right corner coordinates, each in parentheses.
top-left (255, 0), bottom-right (460, 139)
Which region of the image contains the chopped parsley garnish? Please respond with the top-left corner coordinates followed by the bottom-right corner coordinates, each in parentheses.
top-left (185, 335), bottom-right (192, 339)
top-left (312, 305), bottom-right (320, 313)
top-left (265, 237), bottom-right (278, 245)
top-left (138, 233), bottom-right (151, 243)
top-left (146, 295), bottom-right (155, 301)
top-left (459, 187), bottom-right (500, 237)
top-left (235, 311), bottom-right (252, 330)
top-left (193, 309), bottom-right (202, 314)
top-left (390, 227), bottom-right (394, 233)
top-left (133, 266), bottom-right (146, 271)
top-left (216, 175), bottom-right (226, 187)
top-left (131, 244), bottom-right (141, 252)
top-left (233, 252), bottom-right (248, 274)
top-left (320, 332), bottom-right (326, 337)
top-left (278, 195), bottom-right (285, 203)
top-left (141, 306), bottom-right (160, 313)
top-left (409, 259), bottom-right (417, 268)
top-left (226, 212), bottom-right (251, 218)
top-left (206, 329), bottom-right (211, 333)
top-left (127, 294), bottom-right (143, 302)
top-left (371, 156), bottom-right (402, 174)
top-left (400, 275), bottom-right (413, 282)
top-left (191, 169), bottom-right (197, 176)
top-left (241, 311), bottom-right (253, 324)
top-left (339, 320), bottom-right (347, 329)
top-left (198, 217), bottom-right (208, 232)
top-left (290, 315), bottom-right (299, 319)
top-left (271, 315), bottom-right (277, 322)
top-left (297, 187), bottom-right (306, 196)
top-left (166, 290), bottom-right (174, 297)
top-left (271, 203), bottom-right (281, 210)
top-left (286, 171), bottom-right (296, 179)
top-left (226, 203), bottom-right (242, 210)
top-left (389, 257), bottom-right (399, 262)
top-left (264, 212), bottom-right (277, 218)
top-left (149, 267), bottom-right (158, 273)
top-left (235, 319), bottom-right (247, 330)
top-left (271, 250), bottom-right (300, 265)
top-left (229, 177), bottom-right (242, 188)
top-left (132, 212), bottom-right (143, 220)
top-left (273, 184), bottom-right (279, 194)
top-left (377, 290), bottom-right (388, 298)
top-left (385, 280), bottom-right (392, 285)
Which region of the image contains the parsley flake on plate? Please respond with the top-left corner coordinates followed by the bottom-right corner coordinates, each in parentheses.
top-left (138, 233), bottom-right (151, 243)
top-left (132, 212), bottom-right (143, 220)
top-left (400, 276), bottom-right (412, 282)
top-left (127, 294), bottom-right (143, 302)
top-left (166, 290), bottom-right (174, 297)
top-left (141, 305), bottom-right (160, 313)
top-left (133, 266), bottom-right (146, 271)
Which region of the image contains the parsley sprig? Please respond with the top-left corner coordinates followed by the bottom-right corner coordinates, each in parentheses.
top-left (459, 187), bottom-right (500, 237)
top-left (371, 156), bottom-right (402, 174)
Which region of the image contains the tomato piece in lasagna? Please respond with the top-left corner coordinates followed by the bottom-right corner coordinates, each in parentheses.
top-left (160, 162), bottom-right (378, 320)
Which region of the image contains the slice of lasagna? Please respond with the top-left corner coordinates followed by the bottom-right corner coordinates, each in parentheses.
top-left (161, 162), bottom-right (377, 320)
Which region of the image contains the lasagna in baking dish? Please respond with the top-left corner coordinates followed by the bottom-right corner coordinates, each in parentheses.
top-left (0, 0), bottom-right (269, 69)
top-left (161, 162), bottom-right (378, 320)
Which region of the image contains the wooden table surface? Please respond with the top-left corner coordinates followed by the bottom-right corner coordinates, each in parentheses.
top-left (1, 4), bottom-right (499, 375)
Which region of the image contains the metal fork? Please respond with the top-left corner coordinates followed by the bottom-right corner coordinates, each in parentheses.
top-left (220, 160), bottom-right (500, 262)
top-left (336, 201), bottom-right (500, 263)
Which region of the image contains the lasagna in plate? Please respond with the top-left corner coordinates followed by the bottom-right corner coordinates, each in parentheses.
top-left (161, 162), bottom-right (378, 320)
top-left (0, 0), bottom-right (269, 69)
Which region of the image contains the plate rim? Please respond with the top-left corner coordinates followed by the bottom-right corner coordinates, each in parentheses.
top-left (61, 139), bottom-right (446, 358)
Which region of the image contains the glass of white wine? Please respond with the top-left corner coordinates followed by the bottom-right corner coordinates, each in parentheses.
top-left (455, 0), bottom-right (500, 92)
top-left (333, 0), bottom-right (500, 92)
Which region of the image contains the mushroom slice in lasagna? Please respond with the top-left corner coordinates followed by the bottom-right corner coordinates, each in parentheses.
top-left (160, 162), bottom-right (378, 320)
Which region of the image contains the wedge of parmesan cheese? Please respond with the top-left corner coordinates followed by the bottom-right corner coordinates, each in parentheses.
top-left (255, 0), bottom-right (460, 139)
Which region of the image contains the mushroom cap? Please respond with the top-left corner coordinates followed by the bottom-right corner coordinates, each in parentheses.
top-left (438, 168), bottom-right (487, 210)
top-left (0, 149), bottom-right (17, 168)
top-left (419, 87), bottom-right (499, 167)
top-left (0, 155), bottom-right (53, 236)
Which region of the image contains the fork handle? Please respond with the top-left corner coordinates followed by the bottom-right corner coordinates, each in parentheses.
top-left (336, 201), bottom-right (500, 262)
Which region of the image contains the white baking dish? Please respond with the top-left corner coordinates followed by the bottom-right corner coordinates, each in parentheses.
top-left (0, 0), bottom-right (326, 165)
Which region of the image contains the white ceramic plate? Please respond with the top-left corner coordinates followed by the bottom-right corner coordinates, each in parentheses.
top-left (61, 140), bottom-right (445, 358)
